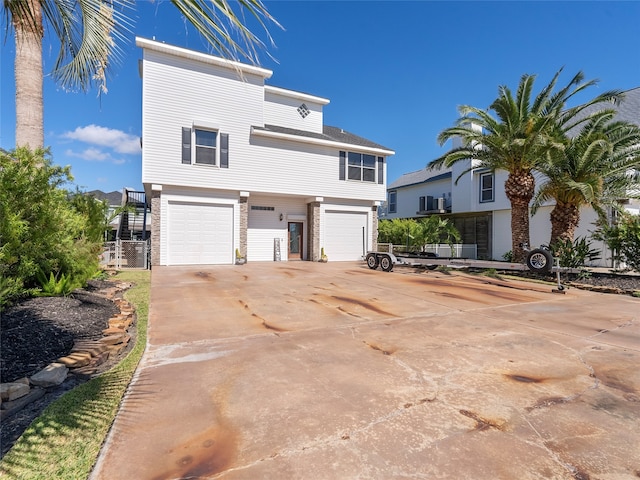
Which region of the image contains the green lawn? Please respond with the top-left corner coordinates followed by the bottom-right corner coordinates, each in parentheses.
top-left (0, 271), bottom-right (150, 480)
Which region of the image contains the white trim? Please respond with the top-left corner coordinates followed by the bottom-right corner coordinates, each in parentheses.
top-left (193, 119), bottom-right (221, 131)
top-left (136, 37), bottom-right (273, 79)
top-left (264, 85), bottom-right (330, 106)
top-left (251, 127), bottom-right (395, 156)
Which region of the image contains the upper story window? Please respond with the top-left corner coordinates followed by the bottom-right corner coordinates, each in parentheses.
top-left (182, 126), bottom-right (229, 168)
top-left (194, 129), bottom-right (217, 165)
top-left (348, 152), bottom-right (376, 182)
top-left (480, 172), bottom-right (494, 203)
top-left (388, 191), bottom-right (397, 213)
top-left (339, 151), bottom-right (384, 184)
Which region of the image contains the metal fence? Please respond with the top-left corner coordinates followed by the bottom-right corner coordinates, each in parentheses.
top-left (101, 240), bottom-right (149, 269)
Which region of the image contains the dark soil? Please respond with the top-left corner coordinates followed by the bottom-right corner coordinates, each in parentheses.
top-left (0, 279), bottom-right (129, 458)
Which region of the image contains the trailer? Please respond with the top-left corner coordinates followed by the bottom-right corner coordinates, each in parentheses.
top-left (365, 245), bottom-right (577, 292)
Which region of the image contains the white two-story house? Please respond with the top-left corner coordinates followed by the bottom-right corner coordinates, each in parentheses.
top-left (386, 87), bottom-right (640, 264)
top-left (137, 38), bottom-right (394, 266)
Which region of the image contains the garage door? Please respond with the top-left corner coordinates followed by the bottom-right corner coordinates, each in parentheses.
top-left (168, 202), bottom-right (233, 265)
top-left (324, 211), bottom-right (367, 261)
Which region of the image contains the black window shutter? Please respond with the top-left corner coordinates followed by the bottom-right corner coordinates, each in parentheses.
top-left (220, 133), bottom-right (229, 168)
top-left (377, 156), bottom-right (384, 184)
top-left (181, 127), bottom-right (191, 164)
top-left (339, 151), bottom-right (346, 180)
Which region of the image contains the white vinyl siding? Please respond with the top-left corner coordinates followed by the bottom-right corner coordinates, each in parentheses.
top-left (140, 51), bottom-right (386, 203)
top-left (323, 211), bottom-right (368, 261)
top-left (247, 196), bottom-right (307, 261)
top-left (167, 202), bottom-right (233, 265)
top-left (263, 91), bottom-right (324, 133)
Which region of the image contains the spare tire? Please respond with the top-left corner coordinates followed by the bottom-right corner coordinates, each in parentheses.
top-left (526, 248), bottom-right (553, 273)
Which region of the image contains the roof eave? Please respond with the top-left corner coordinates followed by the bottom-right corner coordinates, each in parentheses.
top-left (265, 85), bottom-right (330, 105)
top-left (136, 37), bottom-right (273, 79)
top-left (251, 127), bottom-right (395, 156)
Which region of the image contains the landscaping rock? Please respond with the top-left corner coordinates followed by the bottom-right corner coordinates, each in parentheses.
top-left (0, 388), bottom-right (45, 420)
top-left (0, 383), bottom-right (30, 402)
top-left (57, 352), bottom-right (92, 368)
top-left (101, 333), bottom-right (129, 345)
top-left (30, 363), bottom-right (69, 388)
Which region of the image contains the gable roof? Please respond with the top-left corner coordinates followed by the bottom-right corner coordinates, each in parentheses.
top-left (388, 169), bottom-right (452, 189)
top-left (251, 124), bottom-right (394, 155)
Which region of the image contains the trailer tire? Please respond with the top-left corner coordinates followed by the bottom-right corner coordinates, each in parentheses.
top-left (380, 255), bottom-right (393, 272)
top-left (366, 253), bottom-right (379, 270)
top-left (526, 248), bottom-right (553, 273)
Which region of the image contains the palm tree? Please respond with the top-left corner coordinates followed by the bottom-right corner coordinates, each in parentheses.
top-left (4, 0), bottom-right (278, 149)
top-left (428, 69), bottom-right (621, 262)
top-left (532, 110), bottom-right (640, 245)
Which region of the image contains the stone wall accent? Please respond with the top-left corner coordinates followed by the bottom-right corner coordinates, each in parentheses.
top-left (307, 202), bottom-right (321, 261)
top-left (150, 190), bottom-right (161, 266)
top-left (239, 196), bottom-right (248, 259)
top-left (0, 282), bottom-right (136, 420)
top-left (371, 205), bottom-right (379, 253)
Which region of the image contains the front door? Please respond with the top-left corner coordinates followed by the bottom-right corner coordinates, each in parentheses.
top-left (288, 222), bottom-right (303, 260)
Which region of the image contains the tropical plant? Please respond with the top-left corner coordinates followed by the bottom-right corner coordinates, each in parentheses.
top-left (377, 217), bottom-right (460, 253)
top-left (550, 236), bottom-right (601, 268)
top-left (3, 0), bottom-right (279, 149)
top-left (415, 216), bottom-right (461, 250)
top-left (35, 271), bottom-right (80, 296)
top-left (594, 211), bottom-right (640, 271)
top-left (532, 110), bottom-right (640, 245)
top-left (428, 69), bottom-right (622, 262)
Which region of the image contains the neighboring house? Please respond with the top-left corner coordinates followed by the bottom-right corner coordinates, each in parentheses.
top-left (87, 189), bottom-right (124, 241)
top-left (88, 189), bottom-right (151, 241)
top-left (386, 87), bottom-right (640, 265)
top-left (136, 38), bottom-right (394, 266)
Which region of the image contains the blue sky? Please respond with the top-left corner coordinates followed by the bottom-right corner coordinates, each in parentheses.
top-left (1, 1), bottom-right (639, 194)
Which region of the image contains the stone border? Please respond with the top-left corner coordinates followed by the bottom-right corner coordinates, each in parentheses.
top-left (0, 281), bottom-right (134, 420)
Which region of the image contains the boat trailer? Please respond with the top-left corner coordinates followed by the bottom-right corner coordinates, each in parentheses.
top-left (365, 245), bottom-right (577, 293)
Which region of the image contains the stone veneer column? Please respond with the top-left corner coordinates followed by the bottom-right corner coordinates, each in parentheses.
top-left (307, 201), bottom-right (321, 261)
top-left (239, 196), bottom-right (248, 259)
top-left (150, 190), bottom-right (161, 266)
top-left (371, 205), bottom-right (379, 252)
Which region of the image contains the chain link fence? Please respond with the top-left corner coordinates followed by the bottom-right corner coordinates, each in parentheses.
top-left (101, 240), bottom-right (150, 269)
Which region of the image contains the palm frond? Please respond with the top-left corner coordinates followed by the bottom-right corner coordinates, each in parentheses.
top-left (170, 0), bottom-right (281, 65)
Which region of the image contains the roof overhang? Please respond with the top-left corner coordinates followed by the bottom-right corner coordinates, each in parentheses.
top-left (136, 37), bottom-right (273, 79)
top-left (264, 85), bottom-right (330, 106)
top-left (251, 127), bottom-right (395, 156)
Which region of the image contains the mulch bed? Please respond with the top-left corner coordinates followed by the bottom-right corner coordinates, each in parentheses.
top-left (0, 279), bottom-right (130, 458)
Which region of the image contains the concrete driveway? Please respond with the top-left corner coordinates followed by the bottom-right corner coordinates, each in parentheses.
top-left (92, 262), bottom-right (640, 479)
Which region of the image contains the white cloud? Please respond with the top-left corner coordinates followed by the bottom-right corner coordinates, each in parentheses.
top-left (62, 124), bottom-right (140, 154)
top-left (65, 147), bottom-right (127, 165)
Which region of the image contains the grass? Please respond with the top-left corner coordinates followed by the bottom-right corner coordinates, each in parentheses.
top-left (0, 270), bottom-right (150, 480)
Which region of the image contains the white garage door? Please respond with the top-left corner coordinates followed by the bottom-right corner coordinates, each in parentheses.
top-left (324, 211), bottom-right (368, 261)
top-left (168, 202), bottom-right (233, 265)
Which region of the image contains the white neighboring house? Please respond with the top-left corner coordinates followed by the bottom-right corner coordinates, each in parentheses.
top-left (385, 87), bottom-right (640, 265)
top-left (137, 38), bottom-right (394, 266)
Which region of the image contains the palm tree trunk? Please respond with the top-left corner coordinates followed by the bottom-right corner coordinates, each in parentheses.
top-left (13, 0), bottom-right (44, 149)
top-left (504, 171), bottom-right (535, 262)
top-left (550, 203), bottom-right (580, 246)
